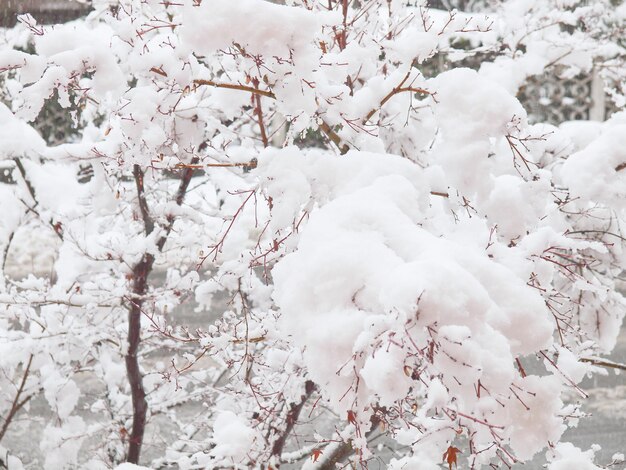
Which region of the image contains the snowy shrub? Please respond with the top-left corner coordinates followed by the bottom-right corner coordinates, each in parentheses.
top-left (0, 0), bottom-right (624, 468)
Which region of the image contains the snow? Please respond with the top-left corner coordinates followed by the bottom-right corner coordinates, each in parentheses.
top-left (560, 117), bottom-right (626, 212)
top-left (547, 442), bottom-right (602, 470)
top-left (0, 0), bottom-right (624, 468)
top-left (383, 27), bottom-right (439, 65)
top-left (428, 68), bottom-right (529, 196)
top-left (210, 411), bottom-right (259, 461)
top-left (114, 464), bottom-right (153, 470)
top-left (268, 146), bottom-right (569, 459)
top-left (0, 102), bottom-right (45, 156)
top-left (181, 0), bottom-right (335, 62)
top-left (40, 416), bottom-right (87, 469)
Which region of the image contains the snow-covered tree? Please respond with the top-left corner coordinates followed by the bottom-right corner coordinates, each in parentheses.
top-left (0, 0), bottom-right (625, 468)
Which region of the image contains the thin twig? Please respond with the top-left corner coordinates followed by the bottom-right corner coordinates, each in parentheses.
top-left (0, 354), bottom-right (34, 443)
top-left (193, 79), bottom-right (275, 98)
top-left (540, 351), bottom-right (588, 398)
top-left (13, 158), bottom-right (63, 240)
top-left (173, 160), bottom-right (257, 170)
top-left (254, 94), bottom-right (270, 147)
top-left (580, 357), bottom-right (626, 372)
top-left (363, 72), bottom-right (431, 124)
top-left (194, 78), bottom-right (349, 154)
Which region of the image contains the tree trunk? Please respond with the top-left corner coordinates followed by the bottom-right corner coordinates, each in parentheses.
top-left (125, 253), bottom-right (154, 463)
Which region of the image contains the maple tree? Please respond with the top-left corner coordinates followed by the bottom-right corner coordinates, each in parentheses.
top-left (0, 0), bottom-right (624, 469)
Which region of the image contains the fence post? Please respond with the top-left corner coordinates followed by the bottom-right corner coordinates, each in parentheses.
top-left (590, 70), bottom-right (606, 122)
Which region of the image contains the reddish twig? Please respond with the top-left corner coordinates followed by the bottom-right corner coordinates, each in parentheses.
top-left (0, 355), bottom-right (34, 443)
top-left (199, 189), bottom-right (257, 265)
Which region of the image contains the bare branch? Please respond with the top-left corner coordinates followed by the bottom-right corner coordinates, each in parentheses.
top-left (125, 159), bottom-right (199, 464)
top-left (580, 357), bottom-right (626, 372)
top-left (13, 158), bottom-right (64, 240)
top-left (193, 79), bottom-right (275, 99)
top-left (133, 164), bottom-right (154, 236)
top-left (363, 72), bottom-right (432, 125)
top-left (311, 416), bottom-right (381, 470)
top-left (318, 120), bottom-right (350, 154)
top-left (0, 354), bottom-right (34, 443)
top-left (193, 78), bottom-right (351, 154)
top-left (271, 380), bottom-right (316, 459)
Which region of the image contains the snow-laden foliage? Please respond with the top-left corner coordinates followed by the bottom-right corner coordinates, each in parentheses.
top-left (0, 0), bottom-right (624, 468)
